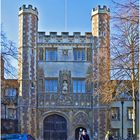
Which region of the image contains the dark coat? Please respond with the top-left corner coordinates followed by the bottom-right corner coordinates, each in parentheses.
top-left (80, 134), bottom-right (90, 140)
top-left (109, 135), bottom-right (113, 140)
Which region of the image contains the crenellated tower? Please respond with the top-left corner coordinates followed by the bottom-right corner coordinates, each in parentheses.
top-left (91, 5), bottom-right (110, 140)
top-left (91, 5), bottom-right (110, 82)
top-left (18, 5), bottom-right (38, 138)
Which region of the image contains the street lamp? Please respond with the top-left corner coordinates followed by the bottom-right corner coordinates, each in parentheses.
top-left (119, 92), bottom-right (126, 140)
top-left (121, 100), bottom-right (124, 139)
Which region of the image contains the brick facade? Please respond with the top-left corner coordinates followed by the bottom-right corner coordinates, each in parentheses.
top-left (18, 5), bottom-right (110, 140)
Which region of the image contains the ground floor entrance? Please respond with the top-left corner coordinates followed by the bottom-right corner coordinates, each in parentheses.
top-left (43, 114), bottom-right (67, 140)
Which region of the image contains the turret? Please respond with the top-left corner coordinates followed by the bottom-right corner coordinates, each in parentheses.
top-left (91, 5), bottom-right (110, 82)
top-left (18, 5), bottom-right (38, 138)
top-left (91, 6), bottom-right (110, 140)
top-left (91, 5), bottom-right (110, 38)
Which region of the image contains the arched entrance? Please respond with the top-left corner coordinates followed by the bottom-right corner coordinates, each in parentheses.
top-left (43, 114), bottom-right (67, 140)
top-left (75, 127), bottom-right (87, 140)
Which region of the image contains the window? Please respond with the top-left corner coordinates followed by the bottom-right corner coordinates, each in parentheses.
top-left (5, 88), bottom-right (16, 97)
top-left (46, 49), bottom-right (57, 61)
top-left (111, 129), bottom-right (120, 139)
top-left (127, 107), bottom-right (133, 120)
top-left (7, 108), bottom-right (17, 119)
top-left (127, 128), bottom-right (133, 138)
top-left (73, 79), bottom-right (85, 93)
top-left (45, 79), bottom-right (58, 93)
top-left (73, 49), bottom-right (85, 61)
top-left (111, 107), bottom-right (120, 120)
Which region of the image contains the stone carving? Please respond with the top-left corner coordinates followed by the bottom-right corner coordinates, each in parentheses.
top-left (62, 80), bottom-right (68, 94)
top-left (57, 70), bottom-right (73, 105)
top-left (58, 94), bottom-right (73, 105)
top-left (59, 70), bottom-right (72, 94)
top-left (62, 50), bottom-right (68, 56)
top-left (73, 112), bottom-right (89, 127)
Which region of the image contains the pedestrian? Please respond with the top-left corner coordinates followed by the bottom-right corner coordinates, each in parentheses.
top-left (105, 131), bottom-right (114, 140)
top-left (79, 129), bottom-right (90, 140)
top-left (105, 131), bottom-right (109, 140)
top-left (109, 133), bottom-right (113, 140)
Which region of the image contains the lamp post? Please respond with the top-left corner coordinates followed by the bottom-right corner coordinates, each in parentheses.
top-left (121, 101), bottom-right (124, 139)
top-left (119, 93), bottom-right (126, 140)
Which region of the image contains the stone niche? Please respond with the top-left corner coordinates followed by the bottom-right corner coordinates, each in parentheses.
top-left (58, 70), bottom-right (72, 94)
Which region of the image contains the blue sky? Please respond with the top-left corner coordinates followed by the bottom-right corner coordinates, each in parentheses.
top-left (1, 0), bottom-right (112, 46)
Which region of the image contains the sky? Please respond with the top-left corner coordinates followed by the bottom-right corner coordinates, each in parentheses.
top-left (1, 0), bottom-right (113, 78)
top-left (1, 0), bottom-right (112, 46)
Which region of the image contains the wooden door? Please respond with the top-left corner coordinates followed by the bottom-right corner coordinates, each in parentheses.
top-left (44, 114), bottom-right (67, 140)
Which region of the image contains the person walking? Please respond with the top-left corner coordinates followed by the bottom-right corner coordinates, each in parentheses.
top-left (109, 133), bottom-right (113, 140)
top-left (105, 131), bottom-right (110, 140)
top-left (79, 129), bottom-right (90, 140)
top-left (105, 131), bottom-right (114, 140)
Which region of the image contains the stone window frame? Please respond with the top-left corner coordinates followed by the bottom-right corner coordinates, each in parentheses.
top-left (45, 78), bottom-right (58, 93)
top-left (111, 107), bottom-right (120, 121)
top-left (127, 107), bottom-right (133, 121)
top-left (73, 48), bottom-right (86, 61)
top-left (72, 78), bottom-right (86, 94)
top-left (45, 48), bottom-right (57, 61)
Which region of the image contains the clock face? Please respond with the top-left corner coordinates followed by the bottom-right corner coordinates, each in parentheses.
top-left (63, 50), bottom-right (68, 56)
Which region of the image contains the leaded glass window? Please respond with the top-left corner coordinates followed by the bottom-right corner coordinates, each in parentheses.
top-left (45, 79), bottom-right (58, 93)
top-left (73, 79), bottom-right (85, 93)
top-left (73, 49), bottom-right (85, 61)
top-left (46, 49), bottom-right (57, 61)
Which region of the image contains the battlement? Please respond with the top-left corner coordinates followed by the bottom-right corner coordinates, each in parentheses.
top-left (92, 5), bottom-right (110, 16)
top-left (38, 32), bottom-right (92, 37)
top-left (19, 5), bottom-right (38, 16)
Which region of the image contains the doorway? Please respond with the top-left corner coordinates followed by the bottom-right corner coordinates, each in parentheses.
top-left (43, 114), bottom-right (67, 140)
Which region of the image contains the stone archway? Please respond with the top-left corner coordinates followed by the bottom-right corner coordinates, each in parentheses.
top-left (75, 127), bottom-right (87, 140)
top-left (43, 114), bottom-right (67, 140)
top-left (72, 111), bottom-right (91, 140)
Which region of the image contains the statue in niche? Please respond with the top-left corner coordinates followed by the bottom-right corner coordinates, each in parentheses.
top-left (62, 80), bottom-right (68, 94)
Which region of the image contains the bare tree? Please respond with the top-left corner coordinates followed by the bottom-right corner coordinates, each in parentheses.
top-left (1, 29), bottom-right (18, 79)
top-left (110, 0), bottom-right (139, 138)
top-left (87, 0), bottom-right (139, 138)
